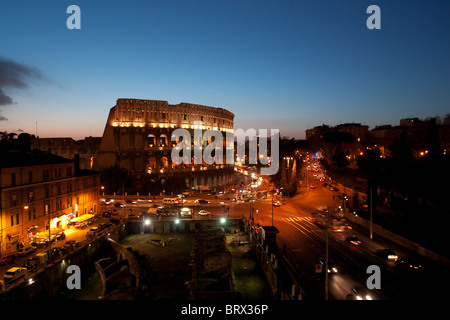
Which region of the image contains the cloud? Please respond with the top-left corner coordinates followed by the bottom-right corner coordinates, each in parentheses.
top-left (0, 57), bottom-right (44, 120)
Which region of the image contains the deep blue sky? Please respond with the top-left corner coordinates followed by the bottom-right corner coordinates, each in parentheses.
top-left (1, 0), bottom-right (449, 139)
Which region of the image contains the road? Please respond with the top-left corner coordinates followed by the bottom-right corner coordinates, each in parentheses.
top-left (227, 167), bottom-right (450, 300)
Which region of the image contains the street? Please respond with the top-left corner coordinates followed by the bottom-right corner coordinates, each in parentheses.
top-left (228, 168), bottom-right (450, 300)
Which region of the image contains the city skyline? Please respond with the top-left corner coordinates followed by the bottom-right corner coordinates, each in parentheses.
top-left (1, 0), bottom-right (449, 140)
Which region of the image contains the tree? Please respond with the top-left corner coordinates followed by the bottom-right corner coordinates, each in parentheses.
top-left (357, 149), bottom-right (382, 207)
top-left (322, 130), bottom-right (356, 167)
top-left (100, 165), bottom-right (132, 195)
top-left (426, 118), bottom-right (440, 161)
top-left (163, 175), bottom-right (186, 194)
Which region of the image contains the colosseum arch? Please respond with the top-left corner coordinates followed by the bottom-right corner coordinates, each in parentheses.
top-left (160, 134), bottom-right (168, 147)
top-left (147, 157), bottom-right (157, 171)
top-left (161, 156), bottom-right (169, 169)
top-left (148, 134), bottom-right (156, 147)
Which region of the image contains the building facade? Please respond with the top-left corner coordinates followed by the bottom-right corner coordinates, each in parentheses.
top-left (30, 136), bottom-right (101, 170)
top-left (95, 99), bottom-right (235, 191)
top-left (0, 151), bottom-right (100, 255)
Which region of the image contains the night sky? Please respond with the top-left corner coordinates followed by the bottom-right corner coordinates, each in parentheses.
top-left (1, 0), bottom-right (449, 139)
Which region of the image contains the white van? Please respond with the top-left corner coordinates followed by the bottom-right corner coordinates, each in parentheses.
top-left (163, 198), bottom-right (180, 206)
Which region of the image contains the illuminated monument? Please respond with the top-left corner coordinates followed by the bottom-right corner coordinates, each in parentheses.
top-left (95, 99), bottom-right (235, 191)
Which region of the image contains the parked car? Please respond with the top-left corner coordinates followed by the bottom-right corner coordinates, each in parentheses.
top-left (23, 257), bottom-right (39, 272)
top-left (109, 218), bottom-right (120, 224)
top-left (32, 239), bottom-right (50, 248)
top-left (56, 232), bottom-right (66, 241)
top-left (17, 245), bottom-right (37, 257)
top-left (3, 267), bottom-right (27, 284)
top-left (64, 240), bottom-right (80, 251)
top-left (50, 247), bottom-right (68, 259)
top-left (87, 227), bottom-right (99, 236)
top-left (100, 222), bottom-right (113, 229)
top-left (0, 254), bottom-right (16, 266)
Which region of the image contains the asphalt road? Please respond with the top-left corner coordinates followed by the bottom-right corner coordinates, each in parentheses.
top-left (228, 169), bottom-right (450, 300)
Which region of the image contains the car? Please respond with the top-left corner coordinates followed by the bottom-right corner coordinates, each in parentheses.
top-left (32, 238), bottom-right (50, 248)
top-left (396, 257), bottom-right (423, 271)
top-left (17, 245), bottom-right (37, 257)
top-left (0, 254), bottom-right (16, 266)
top-left (273, 201), bottom-right (281, 207)
top-left (351, 286), bottom-right (373, 300)
top-left (56, 232), bottom-right (66, 241)
top-left (310, 184), bottom-right (316, 189)
top-left (3, 267), bottom-right (28, 283)
top-left (7, 265), bottom-right (29, 279)
top-left (50, 247), bottom-right (68, 259)
top-left (109, 218), bottom-right (120, 224)
top-left (195, 199), bottom-right (210, 205)
top-left (64, 240), bottom-right (80, 251)
top-left (128, 214), bottom-right (142, 221)
top-left (376, 249), bottom-right (398, 260)
top-left (87, 227), bottom-right (99, 236)
top-left (346, 235), bottom-right (362, 246)
top-left (103, 222), bottom-right (113, 228)
top-left (198, 210), bottom-right (210, 216)
top-left (23, 257), bottom-right (39, 272)
top-left (180, 207), bottom-right (192, 218)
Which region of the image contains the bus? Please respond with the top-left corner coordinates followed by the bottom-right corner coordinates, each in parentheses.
top-left (311, 210), bottom-right (347, 232)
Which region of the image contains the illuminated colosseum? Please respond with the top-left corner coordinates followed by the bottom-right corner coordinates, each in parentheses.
top-left (95, 98), bottom-right (235, 193)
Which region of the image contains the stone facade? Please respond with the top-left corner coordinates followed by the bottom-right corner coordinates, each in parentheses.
top-left (95, 99), bottom-right (235, 191)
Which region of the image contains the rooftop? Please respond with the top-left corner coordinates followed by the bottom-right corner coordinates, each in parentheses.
top-left (0, 150), bottom-right (73, 169)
